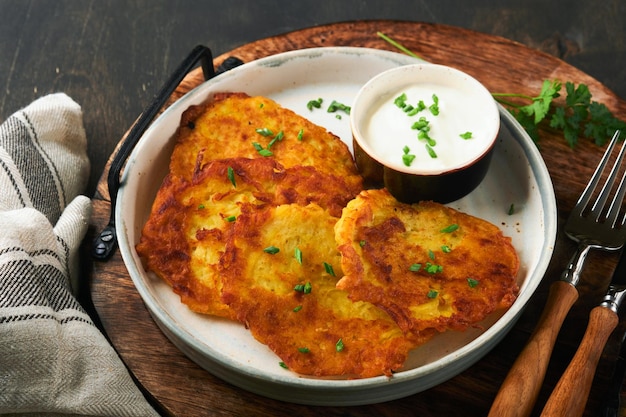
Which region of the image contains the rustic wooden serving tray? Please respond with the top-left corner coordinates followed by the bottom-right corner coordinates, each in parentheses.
top-left (88, 20), bottom-right (626, 416)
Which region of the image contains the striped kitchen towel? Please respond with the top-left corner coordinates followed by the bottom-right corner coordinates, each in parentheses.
top-left (0, 93), bottom-right (158, 416)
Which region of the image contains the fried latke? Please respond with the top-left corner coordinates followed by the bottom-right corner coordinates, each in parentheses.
top-left (169, 92), bottom-right (361, 191)
top-left (220, 203), bottom-right (432, 378)
top-left (334, 188), bottom-right (520, 334)
top-left (136, 157), bottom-right (362, 319)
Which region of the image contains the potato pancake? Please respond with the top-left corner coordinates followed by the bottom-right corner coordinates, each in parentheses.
top-left (219, 203), bottom-right (433, 378)
top-left (334, 188), bottom-right (519, 334)
top-left (168, 92), bottom-right (361, 192)
top-left (136, 157), bottom-right (361, 319)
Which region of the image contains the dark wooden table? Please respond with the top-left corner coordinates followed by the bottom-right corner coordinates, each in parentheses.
top-left (2, 2), bottom-right (626, 416)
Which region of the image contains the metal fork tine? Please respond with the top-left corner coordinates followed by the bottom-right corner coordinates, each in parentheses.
top-left (606, 165), bottom-right (626, 227)
top-left (592, 132), bottom-right (626, 222)
top-left (572, 131), bottom-right (621, 217)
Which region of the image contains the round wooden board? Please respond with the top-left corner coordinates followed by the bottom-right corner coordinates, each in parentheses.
top-left (89, 20), bottom-right (626, 416)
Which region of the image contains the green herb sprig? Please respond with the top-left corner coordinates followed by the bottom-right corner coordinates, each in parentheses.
top-left (493, 78), bottom-right (626, 146)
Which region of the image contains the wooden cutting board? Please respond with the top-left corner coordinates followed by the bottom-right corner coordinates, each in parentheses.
top-left (88, 20), bottom-right (626, 416)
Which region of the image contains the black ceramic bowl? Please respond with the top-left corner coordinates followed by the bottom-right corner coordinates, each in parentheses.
top-left (350, 63), bottom-right (500, 204)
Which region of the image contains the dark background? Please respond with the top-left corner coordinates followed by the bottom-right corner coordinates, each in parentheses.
top-left (0, 0), bottom-right (624, 197)
top-left (2, 2), bottom-right (626, 415)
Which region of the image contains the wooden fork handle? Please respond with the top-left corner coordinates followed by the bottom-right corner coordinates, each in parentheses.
top-left (540, 306), bottom-right (619, 417)
top-left (488, 280), bottom-right (579, 417)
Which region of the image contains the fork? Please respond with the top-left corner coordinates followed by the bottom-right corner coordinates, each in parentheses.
top-left (488, 130), bottom-right (626, 417)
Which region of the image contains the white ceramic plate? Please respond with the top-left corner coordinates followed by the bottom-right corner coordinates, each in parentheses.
top-left (116, 47), bottom-right (557, 406)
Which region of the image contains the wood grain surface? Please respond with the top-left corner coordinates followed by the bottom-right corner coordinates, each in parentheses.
top-left (89, 21), bottom-right (626, 416)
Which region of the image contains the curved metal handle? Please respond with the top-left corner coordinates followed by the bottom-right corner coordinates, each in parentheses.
top-left (92, 45), bottom-right (243, 260)
top-left (560, 241), bottom-right (593, 286)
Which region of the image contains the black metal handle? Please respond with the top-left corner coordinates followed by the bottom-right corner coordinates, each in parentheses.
top-left (92, 45), bottom-right (243, 260)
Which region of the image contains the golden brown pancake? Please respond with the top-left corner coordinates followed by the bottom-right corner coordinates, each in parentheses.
top-left (136, 157), bottom-right (362, 319)
top-left (220, 203), bottom-right (432, 377)
top-left (169, 92), bottom-right (361, 192)
top-left (334, 188), bottom-right (520, 335)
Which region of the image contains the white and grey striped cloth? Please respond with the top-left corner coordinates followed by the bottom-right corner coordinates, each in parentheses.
top-left (0, 93), bottom-right (158, 416)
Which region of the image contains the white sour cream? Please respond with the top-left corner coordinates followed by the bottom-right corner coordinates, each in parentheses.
top-left (363, 84), bottom-right (494, 174)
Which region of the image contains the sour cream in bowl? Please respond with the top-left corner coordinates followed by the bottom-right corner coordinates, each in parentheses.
top-left (350, 63), bottom-right (500, 203)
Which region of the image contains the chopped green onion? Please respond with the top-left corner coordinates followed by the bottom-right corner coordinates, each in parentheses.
top-left (327, 100), bottom-right (351, 115)
top-left (394, 93), bottom-right (407, 108)
top-left (427, 289), bottom-right (439, 298)
top-left (227, 166), bottom-right (236, 187)
top-left (198, 204), bottom-right (205, 209)
top-left (323, 262), bottom-right (336, 277)
top-left (460, 131), bottom-right (473, 139)
top-left (409, 263), bottom-right (422, 272)
top-left (307, 98), bottom-right (323, 111)
top-left (411, 117), bottom-right (430, 131)
top-left (298, 347), bottom-right (310, 353)
top-left (508, 203), bottom-right (515, 215)
top-left (252, 142), bottom-right (273, 157)
top-left (294, 282), bottom-right (312, 294)
top-left (418, 130), bottom-right (436, 146)
top-left (294, 247), bottom-right (303, 264)
top-left (263, 246), bottom-right (280, 254)
top-left (425, 262), bottom-right (443, 274)
top-left (224, 215), bottom-right (236, 222)
top-left (279, 361), bottom-right (288, 369)
top-left (428, 250), bottom-right (435, 260)
top-left (417, 131), bottom-right (433, 142)
top-left (293, 305), bottom-right (303, 312)
top-left (441, 245), bottom-right (452, 253)
top-left (402, 153), bottom-right (416, 166)
top-left (396, 93), bottom-right (426, 116)
top-left (267, 130), bottom-right (284, 149)
top-left (297, 129), bottom-right (304, 141)
top-left (402, 146), bottom-right (416, 167)
top-left (336, 338), bottom-right (345, 352)
top-left (429, 94), bottom-right (440, 115)
top-left (440, 224), bottom-right (459, 233)
top-left (256, 127), bottom-right (273, 137)
top-left (271, 130), bottom-right (284, 143)
top-left (467, 278), bottom-right (479, 288)
top-left (359, 240), bottom-right (366, 247)
top-left (425, 143), bottom-right (437, 158)
top-left (407, 101), bottom-right (426, 116)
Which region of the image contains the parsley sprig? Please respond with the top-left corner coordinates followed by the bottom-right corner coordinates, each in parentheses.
top-left (377, 32), bottom-right (626, 147)
top-left (492, 80), bottom-right (626, 146)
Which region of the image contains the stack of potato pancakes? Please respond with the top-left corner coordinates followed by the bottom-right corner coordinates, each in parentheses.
top-left (136, 93), bottom-right (519, 378)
